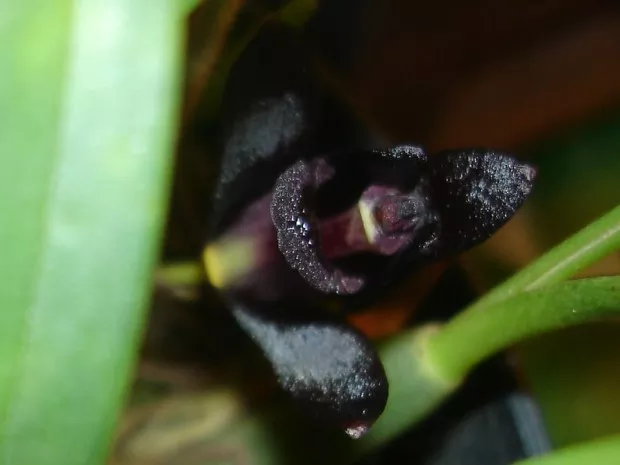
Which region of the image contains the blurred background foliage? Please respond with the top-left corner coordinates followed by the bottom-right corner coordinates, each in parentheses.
top-left (9, 0), bottom-right (617, 463)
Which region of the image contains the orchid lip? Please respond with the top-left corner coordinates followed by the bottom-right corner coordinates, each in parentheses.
top-left (270, 157), bottom-right (437, 294)
top-left (206, 148), bottom-right (537, 300)
top-left (204, 159), bottom-right (428, 296)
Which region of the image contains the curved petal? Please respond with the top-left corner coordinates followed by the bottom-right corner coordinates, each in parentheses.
top-left (271, 158), bottom-right (365, 294)
top-left (229, 299), bottom-right (389, 437)
top-left (425, 149), bottom-right (536, 256)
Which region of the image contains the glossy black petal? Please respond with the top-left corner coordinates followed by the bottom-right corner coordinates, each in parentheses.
top-left (271, 158), bottom-right (364, 295)
top-left (210, 22), bottom-right (373, 237)
top-left (230, 300), bottom-right (388, 437)
top-left (426, 149), bottom-right (536, 256)
top-left (210, 23), bottom-right (324, 236)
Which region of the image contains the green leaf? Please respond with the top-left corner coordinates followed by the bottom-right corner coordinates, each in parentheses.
top-left (0, 1), bottom-right (184, 463)
top-left (512, 434), bottom-right (620, 465)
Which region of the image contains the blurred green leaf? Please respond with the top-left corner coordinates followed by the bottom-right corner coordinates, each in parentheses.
top-left (520, 322), bottom-right (620, 447)
top-left (526, 109), bottom-right (620, 238)
top-left (184, 0), bottom-right (202, 15)
top-left (517, 110), bottom-right (620, 447)
top-left (513, 434), bottom-right (620, 465)
top-left (0, 1), bottom-right (184, 463)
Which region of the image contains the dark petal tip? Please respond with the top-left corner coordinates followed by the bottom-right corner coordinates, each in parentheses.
top-left (427, 149), bottom-right (536, 255)
top-left (231, 302), bottom-right (389, 431)
top-left (344, 422), bottom-right (371, 439)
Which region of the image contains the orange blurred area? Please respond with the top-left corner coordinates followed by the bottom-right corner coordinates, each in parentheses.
top-left (344, 0), bottom-right (620, 151)
top-left (347, 262), bottom-right (446, 339)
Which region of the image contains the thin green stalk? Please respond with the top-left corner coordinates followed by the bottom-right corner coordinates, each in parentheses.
top-left (279, 0), bottom-right (317, 28)
top-left (183, 0), bottom-right (202, 14)
top-left (425, 276), bottom-right (620, 383)
top-left (474, 204), bottom-right (620, 309)
top-left (195, 0), bottom-right (317, 122)
top-left (512, 434), bottom-right (620, 465)
top-left (155, 261), bottom-right (203, 287)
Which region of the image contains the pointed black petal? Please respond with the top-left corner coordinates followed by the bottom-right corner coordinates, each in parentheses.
top-left (427, 149), bottom-right (536, 256)
top-left (229, 300), bottom-right (388, 435)
top-left (210, 23), bottom-right (324, 236)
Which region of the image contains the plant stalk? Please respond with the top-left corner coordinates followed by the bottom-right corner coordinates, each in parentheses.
top-left (474, 204), bottom-right (620, 308)
top-left (425, 276), bottom-right (620, 384)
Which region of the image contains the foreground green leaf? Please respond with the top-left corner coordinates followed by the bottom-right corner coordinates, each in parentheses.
top-left (512, 434), bottom-right (620, 465)
top-left (0, 1), bottom-right (184, 463)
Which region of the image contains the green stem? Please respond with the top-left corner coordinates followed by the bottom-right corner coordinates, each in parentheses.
top-left (155, 261), bottom-right (203, 287)
top-left (512, 434), bottom-right (620, 465)
top-left (426, 276), bottom-right (620, 383)
top-left (474, 204), bottom-right (620, 308)
top-left (278, 0), bottom-right (317, 28)
top-left (197, 0), bottom-right (318, 122)
top-left (355, 325), bottom-right (458, 453)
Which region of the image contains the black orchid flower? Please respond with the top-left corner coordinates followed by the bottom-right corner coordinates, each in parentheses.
top-left (203, 23), bottom-right (536, 438)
